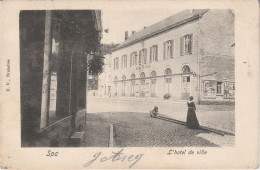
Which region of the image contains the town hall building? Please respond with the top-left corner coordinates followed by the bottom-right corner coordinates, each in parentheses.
top-left (99, 9), bottom-right (235, 103)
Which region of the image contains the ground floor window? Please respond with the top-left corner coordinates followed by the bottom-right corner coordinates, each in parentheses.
top-left (122, 82), bottom-right (126, 96)
top-left (165, 78), bottom-right (172, 93)
top-left (108, 86), bottom-right (111, 97)
top-left (140, 79), bottom-right (145, 97)
top-left (151, 79), bottom-right (156, 96)
top-left (131, 81), bottom-right (135, 96)
top-left (224, 82), bottom-right (235, 98)
top-left (182, 76), bottom-right (190, 82)
top-left (114, 83), bottom-right (117, 96)
top-left (217, 82), bottom-right (223, 95)
top-left (203, 80), bottom-right (216, 98)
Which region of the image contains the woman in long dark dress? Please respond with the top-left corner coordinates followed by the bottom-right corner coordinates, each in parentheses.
top-left (186, 96), bottom-right (200, 129)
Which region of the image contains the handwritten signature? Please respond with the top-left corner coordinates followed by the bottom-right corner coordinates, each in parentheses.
top-left (83, 149), bottom-right (144, 168)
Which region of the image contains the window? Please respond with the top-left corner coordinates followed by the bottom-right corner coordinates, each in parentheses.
top-left (165, 68), bottom-right (172, 75)
top-left (122, 75), bottom-right (126, 96)
top-left (183, 76), bottom-right (190, 82)
top-left (180, 34), bottom-right (193, 55)
top-left (139, 49), bottom-right (147, 65)
top-left (131, 74), bottom-right (136, 96)
top-left (164, 68), bottom-right (172, 93)
top-left (121, 55), bottom-right (127, 69)
top-left (150, 45), bottom-right (158, 62)
top-left (164, 40), bottom-right (173, 59)
top-left (114, 57), bottom-right (119, 70)
top-left (130, 52), bottom-right (137, 67)
top-left (182, 65), bottom-right (191, 83)
top-left (217, 82), bottom-right (223, 95)
top-left (182, 65), bottom-right (190, 73)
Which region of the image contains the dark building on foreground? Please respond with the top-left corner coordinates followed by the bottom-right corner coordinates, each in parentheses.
top-left (20, 10), bottom-right (102, 146)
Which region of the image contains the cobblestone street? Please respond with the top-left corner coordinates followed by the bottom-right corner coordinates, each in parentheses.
top-left (87, 112), bottom-right (234, 147)
top-left (87, 96), bottom-right (235, 132)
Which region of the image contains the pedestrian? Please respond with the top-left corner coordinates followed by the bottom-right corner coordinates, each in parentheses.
top-left (186, 96), bottom-right (200, 129)
top-left (150, 106), bottom-right (159, 118)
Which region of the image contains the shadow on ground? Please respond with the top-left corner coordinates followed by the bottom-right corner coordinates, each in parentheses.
top-left (87, 112), bottom-right (219, 147)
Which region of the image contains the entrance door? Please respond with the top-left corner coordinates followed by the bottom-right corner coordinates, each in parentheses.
top-left (182, 76), bottom-right (190, 99)
top-left (181, 65), bottom-right (191, 100)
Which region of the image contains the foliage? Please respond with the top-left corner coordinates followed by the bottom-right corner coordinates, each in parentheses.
top-left (100, 43), bottom-right (119, 55)
top-left (88, 52), bottom-right (105, 75)
top-left (163, 93), bottom-right (171, 100)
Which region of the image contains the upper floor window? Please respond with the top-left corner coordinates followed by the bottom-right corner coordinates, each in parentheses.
top-left (180, 34), bottom-right (193, 55)
top-left (164, 40), bottom-right (174, 59)
top-left (130, 51), bottom-right (137, 67)
top-left (150, 45), bottom-right (158, 62)
top-left (139, 48), bottom-right (147, 65)
top-left (114, 57), bottom-right (119, 70)
top-left (121, 55), bottom-right (127, 69)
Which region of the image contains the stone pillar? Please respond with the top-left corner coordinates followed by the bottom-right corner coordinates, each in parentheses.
top-left (40, 10), bottom-right (52, 129)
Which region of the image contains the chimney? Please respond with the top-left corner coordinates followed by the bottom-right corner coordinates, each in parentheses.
top-left (132, 31), bottom-right (136, 35)
top-left (125, 31), bottom-right (128, 40)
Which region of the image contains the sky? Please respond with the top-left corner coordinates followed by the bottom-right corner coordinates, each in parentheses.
top-left (101, 9), bottom-right (183, 44)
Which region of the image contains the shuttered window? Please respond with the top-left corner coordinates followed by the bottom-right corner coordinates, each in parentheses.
top-left (164, 40), bottom-right (173, 59)
top-left (121, 56), bottom-right (123, 69)
top-left (150, 47), bottom-right (152, 63)
top-left (139, 48), bottom-right (147, 65)
top-left (130, 55), bottom-right (132, 67)
top-left (181, 34), bottom-right (193, 55)
top-left (143, 49), bottom-right (147, 64)
top-left (180, 37), bottom-right (184, 56)
top-left (163, 42), bottom-right (166, 59)
top-left (114, 57), bottom-right (119, 70)
top-left (130, 51), bottom-right (137, 67)
top-left (122, 55), bottom-right (127, 68)
top-left (150, 45), bottom-right (158, 62)
top-left (139, 51), bottom-right (142, 66)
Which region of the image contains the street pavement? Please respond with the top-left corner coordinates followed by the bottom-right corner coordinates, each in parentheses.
top-left (87, 96), bottom-right (235, 132)
top-left (87, 96), bottom-right (235, 147)
top-left (87, 112), bottom-right (234, 147)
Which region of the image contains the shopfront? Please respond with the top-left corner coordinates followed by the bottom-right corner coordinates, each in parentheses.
top-left (202, 79), bottom-right (235, 101)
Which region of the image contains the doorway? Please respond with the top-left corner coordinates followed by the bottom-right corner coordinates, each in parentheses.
top-left (181, 65), bottom-right (191, 100)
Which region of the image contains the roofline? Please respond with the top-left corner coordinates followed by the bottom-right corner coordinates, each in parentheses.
top-left (112, 13), bottom-right (204, 52)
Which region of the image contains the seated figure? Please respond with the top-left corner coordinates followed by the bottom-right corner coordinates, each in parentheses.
top-left (150, 106), bottom-right (159, 118)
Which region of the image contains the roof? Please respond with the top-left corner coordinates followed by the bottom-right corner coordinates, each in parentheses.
top-left (113, 9), bottom-right (208, 52)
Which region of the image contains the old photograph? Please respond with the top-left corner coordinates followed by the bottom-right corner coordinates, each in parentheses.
top-left (20, 9), bottom-right (235, 147)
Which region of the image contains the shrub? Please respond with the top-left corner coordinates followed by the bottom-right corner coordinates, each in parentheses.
top-left (163, 93), bottom-right (171, 100)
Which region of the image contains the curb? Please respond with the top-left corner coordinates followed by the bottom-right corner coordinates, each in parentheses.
top-left (108, 124), bottom-right (114, 147)
top-left (96, 96), bottom-right (187, 104)
top-left (39, 115), bottom-right (72, 133)
top-left (156, 115), bottom-right (235, 136)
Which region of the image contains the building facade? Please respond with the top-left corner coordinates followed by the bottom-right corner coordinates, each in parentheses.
top-left (107, 9), bottom-right (234, 102)
top-left (98, 54), bottom-right (113, 97)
